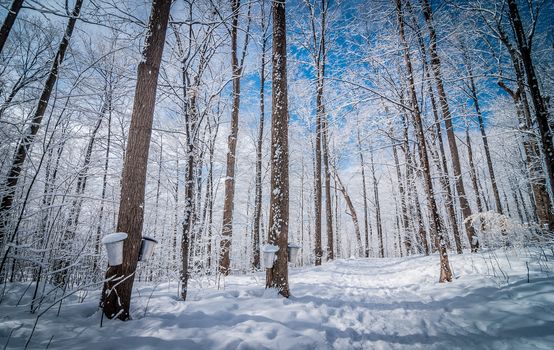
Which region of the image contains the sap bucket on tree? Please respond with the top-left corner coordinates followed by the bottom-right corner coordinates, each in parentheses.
top-left (139, 236), bottom-right (158, 262)
top-left (101, 232), bottom-right (128, 266)
top-left (287, 243), bottom-right (301, 263)
top-left (262, 244), bottom-right (279, 268)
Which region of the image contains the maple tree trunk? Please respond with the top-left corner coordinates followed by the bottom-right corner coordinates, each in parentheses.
top-left (220, 0), bottom-right (245, 275)
top-left (265, 0), bottom-right (290, 297)
top-left (101, 0), bottom-right (171, 320)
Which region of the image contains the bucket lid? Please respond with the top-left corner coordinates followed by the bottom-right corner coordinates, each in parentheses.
top-left (262, 244), bottom-right (279, 253)
top-left (102, 232), bottom-right (128, 244)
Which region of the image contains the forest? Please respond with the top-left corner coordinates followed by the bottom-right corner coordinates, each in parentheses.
top-left (0, 0), bottom-right (553, 349)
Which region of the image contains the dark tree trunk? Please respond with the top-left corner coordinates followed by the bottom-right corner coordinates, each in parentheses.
top-left (0, 0), bottom-right (24, 54)
top-left (421, 0), bottom-right (477, 252)
top-left (507, 0), bottom-right (554, 200)
top-left (265, 0), bottom-right (290, 297)
top-left (101, 0), bottom-right (171, 320)
top-left (396, 0), bottom-right (452, 282)
top-left (220, 0), bottom-right (250, 275)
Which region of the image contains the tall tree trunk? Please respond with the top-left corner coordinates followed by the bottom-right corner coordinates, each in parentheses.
top-left (265, 0), bottom-right (289, 297)
top-left (421, 0), bottom-right (477, 252)
top-left (101, 0), bottom-right (171, 320)
top-left (406, 0), bottom-right (461, 253)
top-left (396, 0), bottom-right (452, 282)
top-left (220, 0), bottom-right (250, 275)
top-left (252, 0), bottom-right (268, 270)
top-left (0, 0), bottom-right (83, 248)
top-left (0, 0), bottom-right (24, 54)
top-left (507, 0), bottom-right (554, 198)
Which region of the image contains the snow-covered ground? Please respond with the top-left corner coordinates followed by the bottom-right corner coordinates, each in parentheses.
top-left (2, 247), bottom-right (554, 349)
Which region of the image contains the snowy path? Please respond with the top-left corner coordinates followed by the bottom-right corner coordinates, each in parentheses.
top-left (2, 249), bottom-right (554, 349)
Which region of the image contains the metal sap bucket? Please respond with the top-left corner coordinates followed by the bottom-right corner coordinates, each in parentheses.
top-left (139, 236), bottom-right (158, 262)
top-left (261, 244), bottom-right (279, 269)
top-left (101, 232), bottom-right (128, 266)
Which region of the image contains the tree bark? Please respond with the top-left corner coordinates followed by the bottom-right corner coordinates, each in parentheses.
top-left (101, 0), bottom-right (171, 320)
top-left (265, 0), bottom-right (289, 297)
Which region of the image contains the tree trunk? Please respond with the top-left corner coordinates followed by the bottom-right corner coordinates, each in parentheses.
top-left (101, 0), bottom-right (171, 320)
top-left (0, 0), bottom-right (24, 54)
top-left (0, 0), bottom-right (83, 248)
top-left (252, 1), bottom-right (268, 270)
top-left (406, 0), bottom-right (461, 253)
top-left (507, 0), bottom-right (554, 200)
top-left (220, 0), bottom-right (249, 275)
top-left (265, 0), bottom-right (290, 297)
top-left (396, 0), bottom-right (452, 282)
top-left (421, 0), bottom-right (477, 252)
